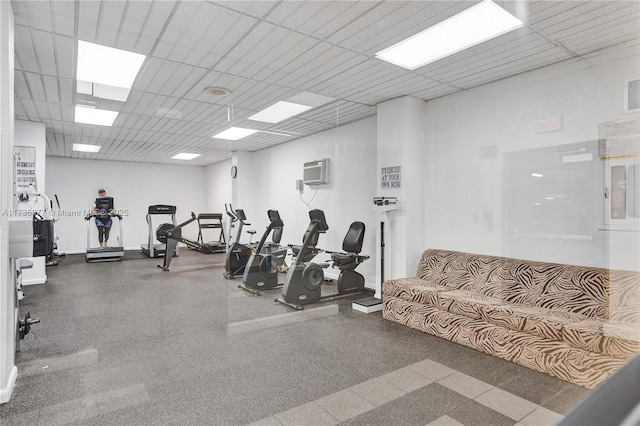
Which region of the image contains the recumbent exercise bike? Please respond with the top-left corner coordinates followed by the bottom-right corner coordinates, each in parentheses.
top-left (275, 209), bottom-right (369, 310)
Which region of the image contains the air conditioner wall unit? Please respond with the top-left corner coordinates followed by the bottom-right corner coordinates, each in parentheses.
top-left (303, 159), bottom-right (328, 185)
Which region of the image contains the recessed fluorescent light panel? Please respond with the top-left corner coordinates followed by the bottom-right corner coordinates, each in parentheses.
top-left (172, 153), bottom-right (201, 160)
top-left (77, 41), bottom-right (145, 88)
top-left (77, 41), bottom-right (146, 101)
top-left (212, 127), bottom-right (259, 140)
top-left (248, 91), bottom-right (335, 124)
top-left (375, 0), bottom-right (523, 70)
top-left (248, 101), bottom-right (313, 124)
top-left (73, 143), bottom-right (101, 153)
top-left (74, 106), bottom-right (118, 126)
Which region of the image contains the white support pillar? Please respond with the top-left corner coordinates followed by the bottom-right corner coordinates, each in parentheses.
top-left (230, 150), bottom-right (256, 217)
top-left (0, 0), bottom-right (17, 404)
top-left (15, 121), bottom-right (47, 286)
top-left (376, 96), bottom-right (425, 280)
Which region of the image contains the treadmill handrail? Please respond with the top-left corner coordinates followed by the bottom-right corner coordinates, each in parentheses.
top-left (86, 213), bottom-right (124, 251)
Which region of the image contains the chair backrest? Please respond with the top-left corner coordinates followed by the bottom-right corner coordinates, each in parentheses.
top-left (342, 222), bottom-right (365, 253)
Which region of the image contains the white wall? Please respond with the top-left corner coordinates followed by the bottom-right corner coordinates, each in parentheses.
top-left (233, 117), bottom-right (378, 287)
top-left (203, 159), bottom-right (232, 243)
top-left (46, 158), bottom-right (206, 253)
top-left (204, 159), bottom-right (232, 214)
top-left (423, 50), bottom-right (640, 271)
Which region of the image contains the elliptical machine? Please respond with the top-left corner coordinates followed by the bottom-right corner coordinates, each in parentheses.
top-left (240, 210), bottom-right (288, 294)
top-left (276, 210), bottom-right (369, 310)
top-left (224, 205), bottom-right (254, 279)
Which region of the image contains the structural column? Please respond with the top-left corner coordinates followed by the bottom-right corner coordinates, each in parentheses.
top-left (376, 96), bottom-right (425, 283)
top-left (0, 0), bottom-right (16, 404)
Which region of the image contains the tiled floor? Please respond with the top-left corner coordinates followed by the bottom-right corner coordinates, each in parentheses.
top-left (251, 358), bottom-right (564, 426)
top-left (1, 250), bottom-right (592, 425)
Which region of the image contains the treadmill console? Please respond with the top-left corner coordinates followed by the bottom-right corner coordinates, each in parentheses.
top-left (148, 205), bottom-right (177, 215)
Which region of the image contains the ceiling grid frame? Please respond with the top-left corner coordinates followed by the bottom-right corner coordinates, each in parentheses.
top-left (10, 0), bottom-right (640, 166)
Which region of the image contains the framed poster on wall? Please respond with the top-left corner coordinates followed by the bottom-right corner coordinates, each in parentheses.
top-left (14, 146), bottom-right (37, 193)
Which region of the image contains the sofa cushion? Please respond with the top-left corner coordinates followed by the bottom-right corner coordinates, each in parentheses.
top-left (607, 269), bottom-right (640, 326)
top-left (534, 267), bottom-right (609, 320)
top-left (436, 289), bottom-right (503, 319)
top-left (477, 303), bottom-right (587, 342)
top-left (416, 249), bottom-right (506, 298)
top-left (382, 295), bottom-right (623, 389)
top-left (563, 319), bottom-right (640, 358)
top-left (382, 278), bottom-right (450, 305)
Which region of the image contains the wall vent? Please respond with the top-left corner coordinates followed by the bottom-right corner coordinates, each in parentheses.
top-left (625, 78), bottom-right (640, 113)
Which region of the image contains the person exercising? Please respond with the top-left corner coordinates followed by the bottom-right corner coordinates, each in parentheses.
top-left (92, 188), bottom-right (113, 247)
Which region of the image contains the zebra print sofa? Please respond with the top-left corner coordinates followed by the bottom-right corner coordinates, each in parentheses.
top-left (382, 249), bottom-right (640, 389)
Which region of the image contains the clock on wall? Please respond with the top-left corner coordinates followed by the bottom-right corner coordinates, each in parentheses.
top-left (231, 165), bottom-right (237, 179)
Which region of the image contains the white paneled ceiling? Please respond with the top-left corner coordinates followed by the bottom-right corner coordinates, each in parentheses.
top-left (12, 0), bottom-right (640, 166)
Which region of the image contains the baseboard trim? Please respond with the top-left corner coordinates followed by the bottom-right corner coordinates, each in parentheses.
top-left (0, 366), bottom-right (18, 404)
top-left (22, 275), bottom-right (47, 286)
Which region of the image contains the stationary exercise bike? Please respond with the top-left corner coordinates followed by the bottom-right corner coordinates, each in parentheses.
top-left (224, 205), bottom-right (254, 279)
top-left (275, 210), bottom-right (369, 310)
top-left (240, 210), bottom-right (288, 294)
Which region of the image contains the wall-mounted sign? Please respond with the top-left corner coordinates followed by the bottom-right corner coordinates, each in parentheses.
top-left (598, 117), bottom-right (640, 158)
top-left (381, 165), bottom-right (401, 189)
top-left (536, 113), bottom-right (563, 133)
top-left (14, 146), bottom-right (37, 192)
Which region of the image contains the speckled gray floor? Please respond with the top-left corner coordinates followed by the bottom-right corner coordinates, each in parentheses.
top-left (1, 250), bottom-right (592, 425)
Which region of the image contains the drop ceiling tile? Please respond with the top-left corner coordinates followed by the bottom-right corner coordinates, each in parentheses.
top-left (42, 75), bottom-right (60, 103)
top-left (214, 21), bottom-right (280, 76)
top-left (14, 71), bottom-right (30, 99)
top-left (450, 49), bottom-right (570, 89)
top-left (137, 0), bottom-right (180, 53)
top-left (12, 1), bottom-right (30, 27)
top-left (169, 66), bottom-right (209, 99)
top-left (54, 35), bottom-right (75, 79)
top-left (97, 1), bottom-right (127, 47)
top-left (347, 2), bottom-right (469, 54)
top-left (151, 1), bottom-right (201, 59)
top-left (14, 25), bottom-right (38, 72)
top-left (145, 60), bottom-right (182, 95)
top-left (214, 1), bottom-right (278, 19)
top-left (76, 0), bottom-right (101, 43)
top-left (532, 1), bottom-right (608, 32)
top-left (24, 72), bottom-right (46, 102)
top-left (116, 1), bottom-right (152, 52)
top-left (135, 56), bottom-right (164, 92)
top-left (23, 0), bottom-right (53, 32)
top-left (15, 99), bottom-right (26, 118)
top-left (32, 29), bottom-right (57, 76)
top-left (34, 100), bottom-right (51, 119)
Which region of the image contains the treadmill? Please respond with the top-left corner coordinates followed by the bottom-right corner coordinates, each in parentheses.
top-left (196, 213), bottom-right (226, 254)
top-left (85, 197), bottom-right (124, 262)
top-left (141, 205), bottom-right (177, 258)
